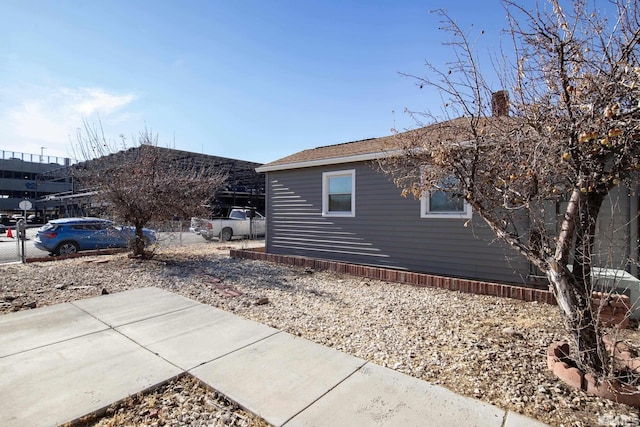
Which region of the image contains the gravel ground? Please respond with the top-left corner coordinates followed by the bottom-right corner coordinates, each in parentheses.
top-left (2, 241), bottom-right (640, 427)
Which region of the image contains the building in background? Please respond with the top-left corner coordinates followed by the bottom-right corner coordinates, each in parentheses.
top-left (0, 147), bottom-right (265, 223)
top-left (0, 150), bottom-right (73, 223)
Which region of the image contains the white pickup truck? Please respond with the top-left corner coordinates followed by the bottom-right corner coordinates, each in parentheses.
top-left (191, 208), bottom-right (266, 241)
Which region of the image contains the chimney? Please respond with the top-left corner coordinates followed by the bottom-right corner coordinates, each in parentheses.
top-left (491, 90), bottom-right (509, 116)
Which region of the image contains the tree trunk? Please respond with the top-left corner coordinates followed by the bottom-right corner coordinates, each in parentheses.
top-left (133, 225), bottom-right (145, 256)
top-left (546, 261), bottom-right (605, 374)
top-left (547, 185), bottom-right (608, 375)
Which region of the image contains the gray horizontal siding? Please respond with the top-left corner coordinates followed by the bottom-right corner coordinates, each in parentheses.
top-left (265, 162), bottom-right (531, 284)
top-left (592, 185), bottom-right (633, 271)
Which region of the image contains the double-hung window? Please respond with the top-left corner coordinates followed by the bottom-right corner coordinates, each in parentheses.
top-left (421, 177), bottom-right (472, 219)
top-left (322, 169), bottom-right (355, 217)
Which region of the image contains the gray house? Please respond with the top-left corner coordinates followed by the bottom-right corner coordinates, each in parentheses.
top-left (256, 124), bottom-right (639, 286)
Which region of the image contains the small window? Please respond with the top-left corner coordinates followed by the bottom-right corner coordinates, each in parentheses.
top-left (322, 169), bottom-right (355, 217)
top-left (421, 189), bottom-right (472, 219)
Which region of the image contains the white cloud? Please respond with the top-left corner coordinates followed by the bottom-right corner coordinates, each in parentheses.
top-left (65, 88), bottom-right (136, 116)
top-left (0, 86), bottom-right (137, 159)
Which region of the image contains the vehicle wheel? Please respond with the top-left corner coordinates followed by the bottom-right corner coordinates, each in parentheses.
top-left (55, 241), bottom-right (79, 256)
top-left (220, 227), bottom-right (233, 241)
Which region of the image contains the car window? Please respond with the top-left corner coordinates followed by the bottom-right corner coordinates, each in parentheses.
top-left (229, 210), bottom-right (246, 220)
top-left (88, 223), bottom-right (108, 231)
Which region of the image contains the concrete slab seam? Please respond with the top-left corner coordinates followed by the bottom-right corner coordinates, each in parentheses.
top-left (68, 301), bottom-right (192, 372)
top-left (64, 328), bottom-right (284, 425)
top-left (115, 330), bottom-right (188, 372)
top-left (186, 330), bottom-right (283, 372)
top-left (63, 298), bottom-right (291, 423)
top-left (70, 300), bottom-right (199, 328)
top-left (280, 359), bottom-right (369, 426)
top-left (0, 328), bottom-right (109, 359)
top-left (0, 329), bottom-right (108, 359)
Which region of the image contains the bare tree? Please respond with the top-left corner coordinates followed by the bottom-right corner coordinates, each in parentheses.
top-left (380, 0), bottom-right (640, 379)
top-left (73, 121), bottom-right (228, 256)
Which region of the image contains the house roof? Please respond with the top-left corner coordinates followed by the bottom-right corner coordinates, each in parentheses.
top-left (256, 117), bottom-right (484, 172)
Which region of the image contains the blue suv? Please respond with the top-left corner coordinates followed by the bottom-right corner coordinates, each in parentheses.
top-left (34, 217), bottom-right (156, 256)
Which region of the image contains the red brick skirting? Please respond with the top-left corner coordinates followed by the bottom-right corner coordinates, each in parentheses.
top-left (547, 340), bottom-right (640, 407)
top-left (591, 292), bottom-right (631, 329)
top-left (230, 247), bottom-right (556, 305)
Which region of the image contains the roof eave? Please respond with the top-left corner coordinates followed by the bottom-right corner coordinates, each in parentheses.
top-left (256, 150), bottom-right (401, 173)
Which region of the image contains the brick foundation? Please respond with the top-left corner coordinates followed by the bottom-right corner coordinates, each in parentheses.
top-left (230, 247), bottom-right (556, 305)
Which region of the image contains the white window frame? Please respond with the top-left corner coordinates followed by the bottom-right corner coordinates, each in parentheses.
top-left (420, 189), bottom-right (472, 219)
top-left (322, 169), bottom-right (355, 217)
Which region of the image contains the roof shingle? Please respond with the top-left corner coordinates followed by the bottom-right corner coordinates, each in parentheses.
top-left (257, 117), bottom-right (485, 172)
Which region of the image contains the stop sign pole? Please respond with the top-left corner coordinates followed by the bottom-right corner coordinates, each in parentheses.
top-left (17, 200), bottom-right (31, 262)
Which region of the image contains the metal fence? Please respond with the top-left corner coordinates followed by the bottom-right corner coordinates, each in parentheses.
top-left (0, 221), bottom-right (213, 264)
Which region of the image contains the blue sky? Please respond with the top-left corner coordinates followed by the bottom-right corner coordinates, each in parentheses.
top-left (2, 0), bottom-right (515, 164)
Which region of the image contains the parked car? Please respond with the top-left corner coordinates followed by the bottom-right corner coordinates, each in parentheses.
top-left (191, 208), bottom-right (266, 241)
top-left (26, 214), bottom-right (45, 224)
top-left (0, 223), bottom-right (5, 234)
top-left (34, 217), bottom-right (157, 256)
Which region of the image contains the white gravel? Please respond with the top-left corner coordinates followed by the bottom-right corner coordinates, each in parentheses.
top-left (2, 241), bottom-right (640, 427)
